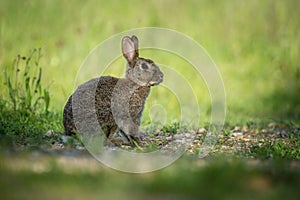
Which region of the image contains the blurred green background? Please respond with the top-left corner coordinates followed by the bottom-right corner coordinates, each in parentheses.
top-left (1, 1), bottom-right (300, 199)
top-left (1, 0), bottom-right (299, 124)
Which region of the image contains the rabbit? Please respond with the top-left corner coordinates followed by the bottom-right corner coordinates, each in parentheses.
top-left (63, 35), bottom-right (164, 146)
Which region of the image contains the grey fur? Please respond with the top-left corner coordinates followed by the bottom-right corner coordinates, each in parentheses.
top-left (63, 35), bottom-right (164, 145)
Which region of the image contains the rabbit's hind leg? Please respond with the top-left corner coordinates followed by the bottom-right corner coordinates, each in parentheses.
top-left (117, 129), bottom-right (134, 146)
top-left (105, 126), bottom-right (122, 147)
top-left (106, 128), bottom-right (142, 147)
top-left (119, 129), bottom-right (143, 147)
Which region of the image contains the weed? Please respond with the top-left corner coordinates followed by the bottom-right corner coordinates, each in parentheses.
top-left (161, 122), bottom-right (180, 134)
top-left (0, 49), bottom-right (63, 148)
top-left (161, 122), bottom-right (180, 143)
top-left (4, 48), bottom-right (50, 114)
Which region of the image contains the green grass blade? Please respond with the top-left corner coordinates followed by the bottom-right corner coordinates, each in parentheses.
top-left (44, 89), bottom-right (50, 113)
top-left (35, 67), bottom-right (42, 94)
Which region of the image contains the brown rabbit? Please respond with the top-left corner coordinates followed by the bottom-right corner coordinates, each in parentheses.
top-left (63, 35), bottom-right (164, 146)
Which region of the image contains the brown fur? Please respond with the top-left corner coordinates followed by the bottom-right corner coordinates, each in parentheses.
top-left (63, 35), bottom-right (163, 145)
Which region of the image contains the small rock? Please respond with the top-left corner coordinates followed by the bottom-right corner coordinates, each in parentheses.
top-left (173, 134), bottom-right (182, 140)
top-left (52, 142), bottom-right (64, 150)
top-left (198, 128), bottom-right (207, 134)
top-left (258, 139), bottom-right (265, 143)
top-left (268, 122), bottom-right (279, 129)
top-left (75, 145), bottom-right (85, 151)
top-left (206, 132), bottom-right (213, 137)
top-left (45, 130), bottom-right (54, 137)
top-left (234, 126), bottom-right (241, 132)
top-left (261, 129), bottom-right (267, 133)
top-left (166, 136), bottom-right (173, 141)
top-left (280, 130), bottom-right (288, 138)
top-left (175, 139), bottom-right (184, 144)
top-left (242, 125), bottom-right (249, 133)
top-left (232, 132), bottom-right (243, 137)
top-left (193, 139), bottom-right (200, 144)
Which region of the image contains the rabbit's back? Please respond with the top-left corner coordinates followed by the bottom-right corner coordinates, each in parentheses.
top-left (63, 76), bottom-right (119, 136)
top-left (63, 76), bottom-right (150, 137)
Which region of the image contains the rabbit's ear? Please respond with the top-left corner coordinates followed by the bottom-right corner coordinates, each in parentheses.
top-left (122, 36), bottom-right (139, 66)
top-left (131, 35), bottom-right (139, 55)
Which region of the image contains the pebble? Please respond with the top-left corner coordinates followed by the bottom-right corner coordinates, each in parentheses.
top-left (75, 145), bottom-right (85, 151)
top-left (234, 126), bottom-right (241, 132)
top-left (261, 129), bottom-right (267, 133)
top-left (173, 134), bottom-right (182, 140)
top-left (232, 132), bottom-right (243, 137)
top-left (280, 130), bottom-right (288, 138)
top-left (166, 136), bottom-right (173, 141)
top-left (185, 133), bottom-right (191, 138)
top-left (198, 128), bottom-right (207, 133)
top-left (258, 139), bottom-right (265, 143)
top-left (242, 125), bottom-right (249, 133)
top-left (45, 130), bottom-right (54, 137)
top-left (52, 142), bottom-right (64, 149)
top-left (193, 140), bottom-right (200, 144)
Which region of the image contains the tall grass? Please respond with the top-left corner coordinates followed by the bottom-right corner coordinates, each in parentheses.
top-left (0, 49), bottom-right (62, 148)
top-left (4, 48), bottom-right (50, 114)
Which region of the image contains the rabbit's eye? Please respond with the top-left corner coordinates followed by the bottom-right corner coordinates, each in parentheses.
top-left (141, 63), bottom-right (148, 70)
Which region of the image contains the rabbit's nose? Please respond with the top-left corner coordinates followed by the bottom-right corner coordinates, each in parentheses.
top-left (159, 73), bottom-right (164, 80)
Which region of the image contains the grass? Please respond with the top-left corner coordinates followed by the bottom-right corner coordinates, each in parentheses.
top-left (0, 103), bottom-right (62, 149)
top-left (0, 48), bottom-right (63, 149)
top-left (0, 0), bottom-right (300, 199)
top-left (249, 136), bottom-right (300, 160)
top-left (216, 121), bottom-right (300, 160)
